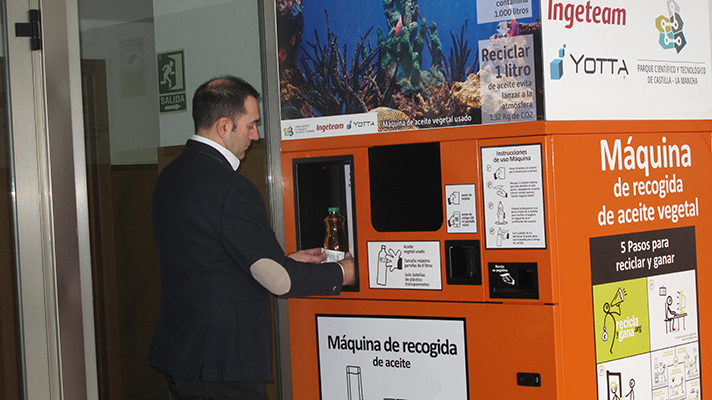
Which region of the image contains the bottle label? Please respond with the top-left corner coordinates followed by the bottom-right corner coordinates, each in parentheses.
top-left (322, 248), bottom-right (345, 263)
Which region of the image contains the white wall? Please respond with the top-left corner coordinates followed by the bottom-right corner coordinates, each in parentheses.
top-left (80, 20), bottom-right (160, 165)
top-left (153, 0), bottom-right (264, 147)
top-left (79, 0), bottom-right (265, 164)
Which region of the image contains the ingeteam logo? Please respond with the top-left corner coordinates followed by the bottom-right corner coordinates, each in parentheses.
top-left (315, 123), bottom-right (344, 133)
top-left (547, 0), bottom-right (627, 29)
top-left (655, 0), bottom-right (686, 53)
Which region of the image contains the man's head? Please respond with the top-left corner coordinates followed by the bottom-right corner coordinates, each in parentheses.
top-left (193, 76), bottom-right (261, 159)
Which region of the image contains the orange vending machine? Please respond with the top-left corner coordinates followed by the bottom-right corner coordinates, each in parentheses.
top-left (269, 0), bottom-right (712, 398)
top-left (280, 122), bottom-right (712, 400)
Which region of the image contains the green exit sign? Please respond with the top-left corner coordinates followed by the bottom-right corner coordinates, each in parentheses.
top-left (157, 49), bottom-right (187, 113)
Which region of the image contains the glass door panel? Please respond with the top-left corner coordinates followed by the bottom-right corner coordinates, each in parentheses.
top-left (78, 0), bottom-right (268, 398)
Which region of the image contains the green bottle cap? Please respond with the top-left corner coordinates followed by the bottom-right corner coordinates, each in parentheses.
top-left (328, 207), bottom-right (339, 213)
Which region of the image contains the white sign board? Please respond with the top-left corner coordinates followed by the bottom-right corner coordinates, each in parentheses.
top-left (368, 241), bottom-right (442, 290)
top-left (542, 0), bottom-right (712, 120)
top-left (481, 144), bottom-right (546, 249)
top-left (445, 184), bottom-right (478, 234)
top-left (317, 316), bottom-right (468, 400)
top-left (281, 112), bottom-right (378, 140)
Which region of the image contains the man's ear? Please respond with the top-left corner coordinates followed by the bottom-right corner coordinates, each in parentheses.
top-left (215, 116), bottom-right (232, 139)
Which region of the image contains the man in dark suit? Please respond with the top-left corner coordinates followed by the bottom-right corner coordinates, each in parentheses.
top-left (149, 76), bottom-right (355, 400)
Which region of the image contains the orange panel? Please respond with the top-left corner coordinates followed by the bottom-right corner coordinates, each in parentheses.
top-left (283, 143), bottom-right (490, 303)
top-left (550, 131), bottom-right (712, 398)
top-left (289, 298), bottom-right (560, 400)
top-left (282, 120), bottom-right (712, 399)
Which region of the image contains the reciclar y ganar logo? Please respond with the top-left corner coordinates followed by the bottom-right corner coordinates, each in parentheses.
top-left (656, 0), bottom-right (686, 53)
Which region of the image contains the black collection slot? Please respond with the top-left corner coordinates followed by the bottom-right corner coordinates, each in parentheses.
top-left (488, 262), bottom-right (539, 299)
top-left (368, 142), bottom-right (443, 232)
top-left (445, 240), bottom-right (482, 285)
top-left (293, 155), bottom-right (358, 291)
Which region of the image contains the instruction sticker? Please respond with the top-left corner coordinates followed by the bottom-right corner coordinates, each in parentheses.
top-left (446, 184), bottom-right (477, 234)
top-left (481, 144), bottom-right (546, 249)
top-left (367, 241), bottom-right (441, 290)
top-left (590, 226), bottom-right (701, 400)
top-left (316, 315), bottom-right (468, 400)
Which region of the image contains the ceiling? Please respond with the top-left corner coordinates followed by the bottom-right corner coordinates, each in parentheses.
top-left (78, 0), bottom-right (154, 23)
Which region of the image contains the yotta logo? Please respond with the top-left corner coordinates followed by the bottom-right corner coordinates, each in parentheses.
top-left (549, 44), bottom-right (629, 80)
top-left (550, 44), bottom-right (566, 80)
top-left (655, 0), bottom-right (686, 53)
top-left (347, 119), bottom-right (376, 130)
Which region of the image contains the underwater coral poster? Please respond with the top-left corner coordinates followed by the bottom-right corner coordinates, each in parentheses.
top-left (276, 0), bottom-right (544, 140)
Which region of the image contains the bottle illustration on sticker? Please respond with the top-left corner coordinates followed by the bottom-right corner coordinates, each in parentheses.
top-left (347, 364), bottom-right (409, 400)
top-left (376, 245), bottom-right (402, 286)
top-left (496, 228), bottom-right (509, 247)
top-left (495, 202), bottom-right (507, 225)
top-left (346, 366), bottom-right (363, 400)
top-left (376, 246), bottom-right (388, 285)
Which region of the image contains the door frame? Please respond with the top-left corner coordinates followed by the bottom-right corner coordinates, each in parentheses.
top-left (5, 0), bottom-right (99, 398)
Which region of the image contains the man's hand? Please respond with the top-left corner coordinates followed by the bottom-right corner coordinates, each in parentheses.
top-left (288, 248), bottom-right (356, 287)
top-left (338, 253), bottom-right (356, 286)
top-left (288, 247), bottom-right (326, 263)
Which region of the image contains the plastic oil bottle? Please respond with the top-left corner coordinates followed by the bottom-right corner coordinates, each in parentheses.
top-left (323, 207), bottom-right (348, 262)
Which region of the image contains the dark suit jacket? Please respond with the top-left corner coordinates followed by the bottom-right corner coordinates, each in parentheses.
top-left (148, 139), bottom-right (343, 381)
